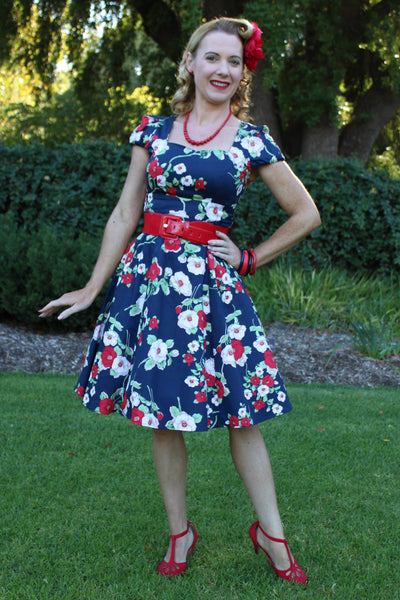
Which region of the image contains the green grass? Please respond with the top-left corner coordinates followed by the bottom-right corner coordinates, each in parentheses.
top-left (0, 373), bottom-right (399, 599)
top-left (246, 263), bottom-right (400, 339)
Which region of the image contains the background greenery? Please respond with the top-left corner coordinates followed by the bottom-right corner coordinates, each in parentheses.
top-left (0, 373), bottom-right (398, 599)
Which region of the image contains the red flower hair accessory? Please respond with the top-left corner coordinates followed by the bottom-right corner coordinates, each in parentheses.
top-left (244, 22), bottom-right (265, 71)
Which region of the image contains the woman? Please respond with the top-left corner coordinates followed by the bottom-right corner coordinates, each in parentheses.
top-left (40, 17), bottom-right (320, 583)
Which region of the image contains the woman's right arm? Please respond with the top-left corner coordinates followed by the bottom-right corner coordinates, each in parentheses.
top-left (39, 145), bottom-right (148, 321)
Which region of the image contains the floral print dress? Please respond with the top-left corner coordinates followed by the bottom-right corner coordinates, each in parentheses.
top-left (75, 115), bottom-right (292, 431)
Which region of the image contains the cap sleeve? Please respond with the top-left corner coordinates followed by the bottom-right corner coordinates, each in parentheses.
top-left (241, 124), bottom-right (285, 169)
top-left (129, 115), bottom-right (162, 148)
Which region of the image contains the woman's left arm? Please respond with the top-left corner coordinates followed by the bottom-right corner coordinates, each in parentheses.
top-left (208, 161), bottom-right (321, 270)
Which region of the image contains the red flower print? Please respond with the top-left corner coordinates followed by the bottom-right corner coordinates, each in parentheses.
top-left (91, 365), bottom-right (98, 379)
top-left (122, 273), bottom-right (133, 285)
top-left (99, 397), bottom-right (115, 415)
top-left (137, 115), bottom-right (149, 131)
top-left (215, 265), bottom-right (226, 278)
top-left (167, 187), bottom-right (177, 196)
top-left (184, 353), bottom-right (194, 365)
top-left (146, 261), bottom-right (161, 281)
top-left (157, 412), bottom-right (164, 421)
top-left (121, 392), bottom-right (127, 411)
top-left (231, 339), bottom-right (245, 360)
top-left (149, 159), bottom-right (163, 178)
top-left (251, 375), bottom-right (261, 386)
top-left (138, 332), bottom-right (143, 345)
top-left (235, 281), bottom-right (243, 292)
top-left (101, 346), bottom-right (117, 368)
top-left (198, 310), bottom-right (207, 331)
top-left (196, 392), bottom-right (207, 403)
top-left (195, 179), bottom-right (206, 190)
top-left (216, 380), bottom-right (224, 398)
top-left (131, 407), bottom-right (144, 425)
top-left (207, 253), bottom-right (215, 270)
top-left (176, 306), bottom-right (182, 314)
top-left (229, 415), bottom-right (240, 428)
top-left (165, 237), bottom-right (181, 251)
top-left (204, 371), bottom-right (216, 387)
top-left (264, 350), bottom-right (277, 369)
top-left (149, 317), bottom-right (159, 329)
top-left (263, 375), bottom-right (275, 388)
top-left (241, 417), bottom-right (251, 427)
top-left (254, 399), bottom-right (265, 411)
top-left (76, 385), bottom-right (85, 397)
top-left (125, 251), bottom-right (134, 264)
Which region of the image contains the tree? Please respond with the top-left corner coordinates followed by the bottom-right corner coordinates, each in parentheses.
top-left (1, 0), bottom-right (399, 165)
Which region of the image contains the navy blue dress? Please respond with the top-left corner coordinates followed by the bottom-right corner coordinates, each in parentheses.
top-left (75, 115), bottom-right (292, 431)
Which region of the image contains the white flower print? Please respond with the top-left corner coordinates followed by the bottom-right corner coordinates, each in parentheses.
top-left (82, 393), bottom-right (90, 405)
top-left (238, 407), bottom-right (247, 417)
top-left (157, 174), bottom-right (166, 187)
top-left (137, 263), bottom-right (146, 274)
top-left (142, 413), bottom-right (160, 428)
top-left (178, 254), bottom-right (187, 264)
top-left (278, 391), bottom-right (286, 402)
top-left (272, 404), bottom-right (283, 415)
top-left (244, 390), bottom-right (252, 400)
top-left (211, 395), bottom-right (221, 406)
top-left (257, 385), bottom-right (269, 397)
top-left (103, 330), bottom-right (119, 346)
top-left (137, 292), bottom-right (146, 310)
top-left (170, 271), bottom-right (192, 296)
top-left (222, 272), bottom-right (232, 285)
top-left (185, 376), bottom-right (199, 388)
top-left (204, 358), bottom-right (216, 376)
top-left (148, 339), bottom-right (168, 364)
top-left (165, 267), bottom-right (173, 277)
top-left (221, 344), bottom-right (236, 367)
top-left (173, 411), bottom-right (197, 431)
top-left (136, 252), bottom-right (144, 261)
top-left (253, 337), bottom-right (268, 352)
top-left (205, 201), bottom-right (224, 221)
top-left (228, 324), bottom-right (246, 340)
top-left (174, 162), bottom-right (186, 174)
top-left (241, 136), bottom-right (264, 156)
top-left (256, 366), bottom-right (264, 376)
top-left (202, 296), bottom-right (210, 314)
top-left (144, 192), bottom-right (153, 210)
top-left (178, 310), bottom-right (199, 334)
top-left (187, 255), bottom-right (206, 275)
top-left (222, 291), bottom-right (233, 304)
top-left (130, 392), bottom-right (141, 407)
top-left (188, 340), bottom-right (200, 352)
top-left (228, 147), bottom-right (246, 167)
top-left (93, 323), bottom-right (105, 341)
top-left (181, 175), bottom-right (193, 187)
top-left (111, 356), bottom-right (130, 377)
top-left (153, 138), bottom-right (169, 155)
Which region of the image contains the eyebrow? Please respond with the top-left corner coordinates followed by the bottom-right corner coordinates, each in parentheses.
top-left (203, 51), bottom-right (242, 59)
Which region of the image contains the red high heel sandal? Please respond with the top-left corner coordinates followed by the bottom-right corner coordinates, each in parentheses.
top-left (157, 521), bottom-right (198, 577)
top-left (249, 521), bottom-right (307, 584)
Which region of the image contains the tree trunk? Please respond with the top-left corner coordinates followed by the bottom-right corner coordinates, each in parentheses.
top-left (249, 65), bottom-right (283, 147)
top-left (339, 84), bottom-right (400, 165)
top-left (301, 118), bottom-right (339, 160)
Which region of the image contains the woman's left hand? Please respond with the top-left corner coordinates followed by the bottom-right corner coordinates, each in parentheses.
top-left (208, 231), bottom-right (242, 270)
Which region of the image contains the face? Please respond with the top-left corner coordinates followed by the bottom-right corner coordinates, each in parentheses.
top-left (186, 31), bottom-right (244, 106)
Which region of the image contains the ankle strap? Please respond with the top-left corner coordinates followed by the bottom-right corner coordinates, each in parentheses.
top-left (169, 521), bottom-right (190, 540)
top-left (256, 521), bottom-right (286, 544)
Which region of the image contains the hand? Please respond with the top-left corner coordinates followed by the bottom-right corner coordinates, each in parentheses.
top-left (38, 287), bottom-right (97, 321)
top-left (207, 231), bottom-right (242, 270)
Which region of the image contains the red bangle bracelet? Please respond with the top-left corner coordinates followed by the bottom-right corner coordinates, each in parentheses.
top-left (239, 250), bottom-right (249, 275)
top-left (248, 249), bottom-right (257, 275)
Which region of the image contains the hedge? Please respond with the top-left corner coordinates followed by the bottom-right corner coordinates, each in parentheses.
top-left (1, 142), bottom-right (399, 330)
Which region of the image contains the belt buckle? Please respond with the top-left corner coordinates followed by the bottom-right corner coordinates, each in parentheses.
top-left (161, 214), bottom-right (183, 239)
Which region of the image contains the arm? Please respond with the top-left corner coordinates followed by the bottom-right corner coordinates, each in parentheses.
top-left (39, 145), bottom-right (148, 320)
top-left (208, 161), bottom-right (321, 269)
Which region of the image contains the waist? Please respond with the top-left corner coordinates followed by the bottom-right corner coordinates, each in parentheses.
top-left (142, 212), bottom-right (229, 245)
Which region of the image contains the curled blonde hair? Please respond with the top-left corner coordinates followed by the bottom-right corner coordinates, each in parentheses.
top-left (170, 17), bottom-right (255, 119)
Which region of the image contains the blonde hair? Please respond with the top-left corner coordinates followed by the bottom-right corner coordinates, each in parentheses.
top-left (170, 17), bottom-right (255, 119)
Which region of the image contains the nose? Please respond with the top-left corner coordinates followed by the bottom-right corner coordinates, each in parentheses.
top-left (216, 60), bottom-right (229, 77)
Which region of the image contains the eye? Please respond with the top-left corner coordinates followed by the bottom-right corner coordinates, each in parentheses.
top-left (230, 59), bottom-right (241, 67)
top-left (205, 54), bottom-right (217, 62)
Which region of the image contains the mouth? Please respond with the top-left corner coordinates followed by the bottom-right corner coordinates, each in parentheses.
top-left (210, 80), bottom-right (230, 89)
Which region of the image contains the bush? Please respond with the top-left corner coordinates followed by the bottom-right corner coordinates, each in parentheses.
top-left (1, 142), bottom-right (399, 330)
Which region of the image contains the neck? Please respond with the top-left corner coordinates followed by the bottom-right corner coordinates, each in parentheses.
top-left (189, 102), bottom-right (233, 126)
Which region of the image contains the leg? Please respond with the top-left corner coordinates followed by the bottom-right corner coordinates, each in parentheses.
top-left (229, 425), bottom-right (294, 570)
top-left (152, 429), bottom-right (194, 565)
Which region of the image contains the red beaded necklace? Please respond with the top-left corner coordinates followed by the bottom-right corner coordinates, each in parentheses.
top-left (183, 109), bottom-right (232, 146)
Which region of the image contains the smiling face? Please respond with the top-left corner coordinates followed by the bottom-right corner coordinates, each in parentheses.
top-left (186, 31), bottom-right (244, 107)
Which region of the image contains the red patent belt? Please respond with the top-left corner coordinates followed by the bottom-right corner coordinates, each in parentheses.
top-left (142, 212), bottom-right (229, 245)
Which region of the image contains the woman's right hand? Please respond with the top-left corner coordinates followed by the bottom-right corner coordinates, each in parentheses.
top-left (38, 287), bottom-right (97, 321)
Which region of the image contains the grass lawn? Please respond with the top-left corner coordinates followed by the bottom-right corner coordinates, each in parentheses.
top-left (0, 373), bottom-right (399, 600)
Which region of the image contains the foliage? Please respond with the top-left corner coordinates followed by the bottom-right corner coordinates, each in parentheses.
top-left (1, 374), bottom-right (399, 599)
